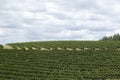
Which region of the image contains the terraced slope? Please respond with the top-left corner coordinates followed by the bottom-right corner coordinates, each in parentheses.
top-left (8, 41), bottom-right (120, 50)
top-left (0, 41), bottom-right (120, 80)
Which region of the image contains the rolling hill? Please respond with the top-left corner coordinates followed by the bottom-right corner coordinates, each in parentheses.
top-left (0, 41), bottom-right (120, 80)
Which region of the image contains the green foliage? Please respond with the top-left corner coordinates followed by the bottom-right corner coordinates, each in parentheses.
top-left (100, 33), bottom-right (120, 41)
top-left (0, 41), bottom-right (120, 79)
top-left (0, 44), bottom-right (3, 49)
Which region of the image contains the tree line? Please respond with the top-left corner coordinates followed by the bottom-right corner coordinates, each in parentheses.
top-left (100, 33), bottom-right (120, 41)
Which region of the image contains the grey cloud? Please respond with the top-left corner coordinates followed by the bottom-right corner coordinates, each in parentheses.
top-left (58, 0), bottom-right (99, 11)
top-left (0, 28), bottom-right (28, 44)
top-left (0, 0), bottom-right (120, 44)
top-left (49, 13), bottom-right (69, 20)
top-left (88, 27), bottom-right (116, 32)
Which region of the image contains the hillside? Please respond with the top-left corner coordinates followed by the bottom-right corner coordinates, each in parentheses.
top-left (7, 41), bottom-right (120, 50)
top-left (0, 44), bottom-right (2, 49)
top-left (0, 41), bottom-right (120, 79)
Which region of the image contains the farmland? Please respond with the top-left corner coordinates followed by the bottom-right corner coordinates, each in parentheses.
top-left (7, 41), bottom-right (120, 50)
top-left (0, 41), bottom-right (120, 79)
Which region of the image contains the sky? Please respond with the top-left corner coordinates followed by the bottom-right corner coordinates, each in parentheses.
top-left (0, 0), bottom-right (120, 44)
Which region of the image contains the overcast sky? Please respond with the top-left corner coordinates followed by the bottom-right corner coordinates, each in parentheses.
top-left (0, 0), bottom-right (120, 44)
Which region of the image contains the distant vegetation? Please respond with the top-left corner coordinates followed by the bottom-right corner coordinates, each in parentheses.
top-left (100, 33), bottom-right (120, 41)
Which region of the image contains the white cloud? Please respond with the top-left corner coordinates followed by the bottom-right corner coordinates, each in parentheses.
top-left (0, 0), bottom-right (120, 44)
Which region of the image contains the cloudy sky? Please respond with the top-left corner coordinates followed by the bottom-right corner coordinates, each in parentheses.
top-left (0, 0), bottom-right (120, 44)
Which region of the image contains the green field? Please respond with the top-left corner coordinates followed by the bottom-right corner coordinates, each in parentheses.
top-left (0, 41), bottom-right (120, 80)
top-left (0, 45), bottom-right (3, 49)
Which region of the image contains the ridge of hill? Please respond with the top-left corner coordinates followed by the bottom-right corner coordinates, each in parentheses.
top-left (2, 41), bottom-right (120, 51)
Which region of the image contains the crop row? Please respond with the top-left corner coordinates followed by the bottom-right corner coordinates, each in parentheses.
top-left (2, 46), bottom-right (120, 51)
top-left (5, 41), bottom-right (120, 51)
top-left (8, 41), bottom-right (120, 48)
top-left (0, 50), bottom-right (120, 79)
